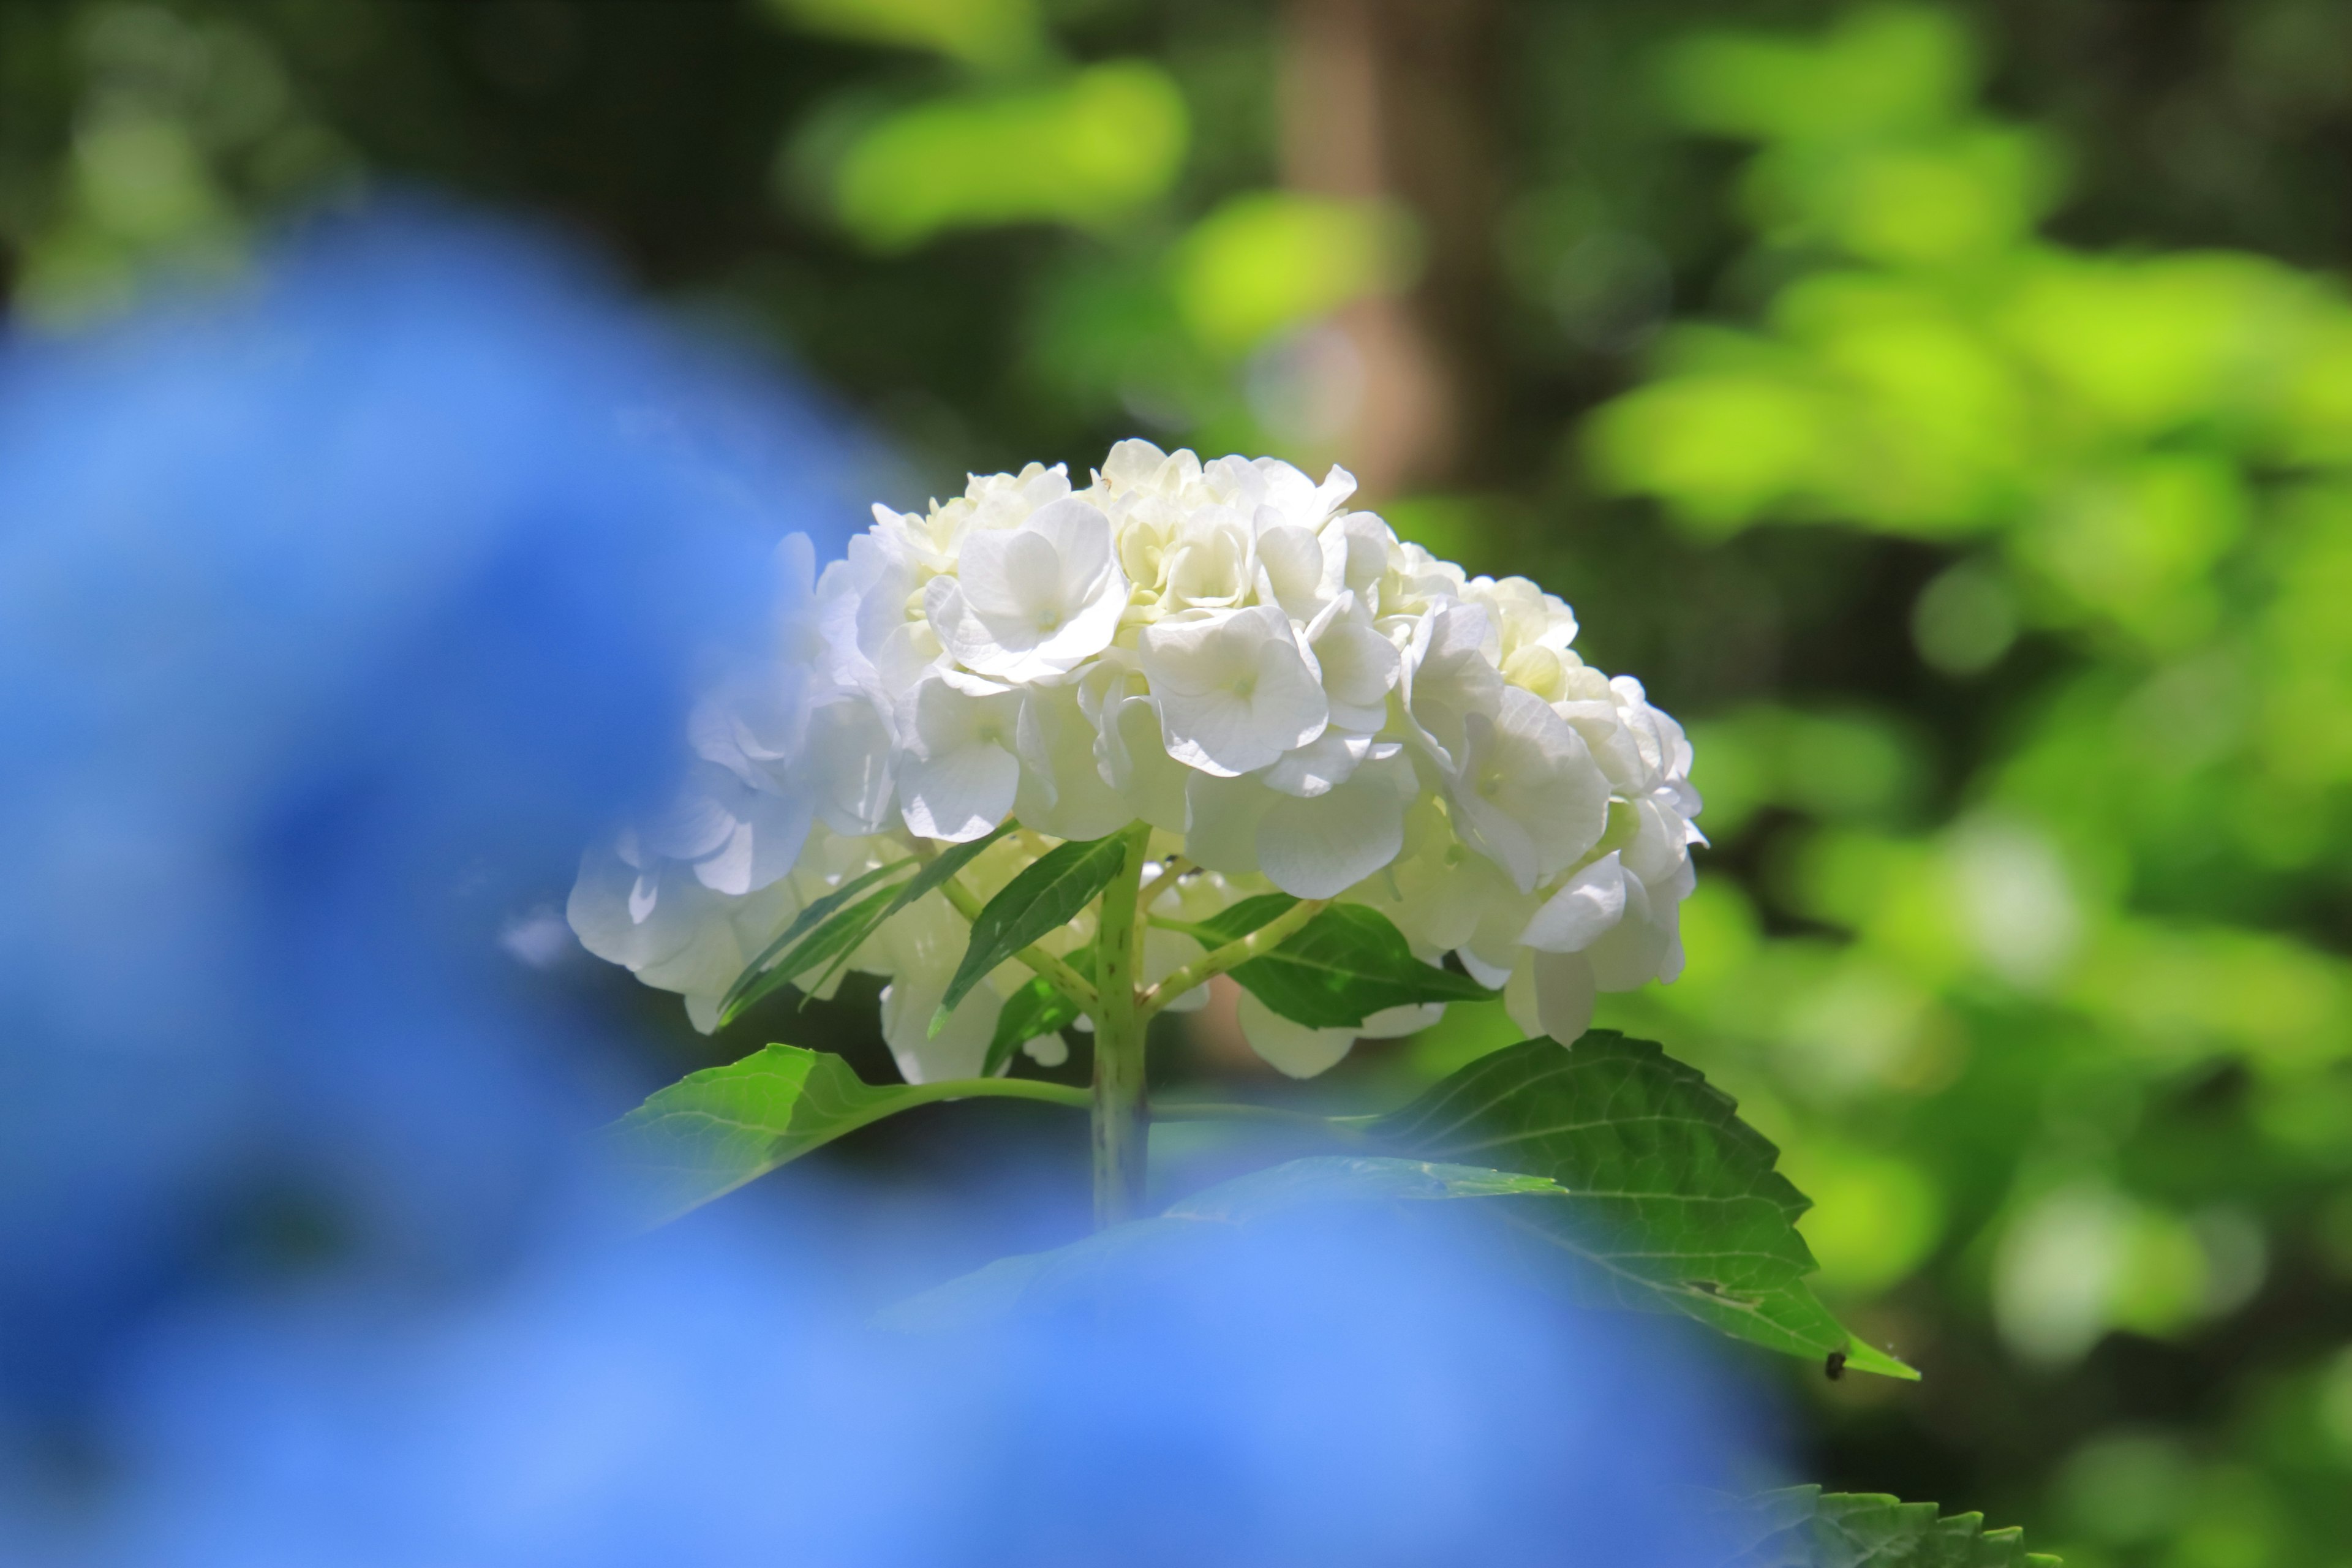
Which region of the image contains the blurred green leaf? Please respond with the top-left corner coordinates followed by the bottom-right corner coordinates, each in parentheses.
top-left (1371, 1033), bottom-right (1916, 1378)
top-left (1198, 895), bottom-right (1499, 1028)
top-left (830, 61), bottom-right (1187, 250)
top-left (881, 1155), bottom-right (1564, 1330)
top-left (1659, 6), bottom-right (1978, 144)
top-left (764, 0), bottom-right (1047, 73)
top-left (1711, 1485), bottom-right (2060, 1566)
top-left (1170, 191), bottom-right (1419, 356)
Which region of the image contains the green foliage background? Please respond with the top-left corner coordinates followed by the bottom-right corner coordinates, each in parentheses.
top-left (12, 1), bottom-right (2350, 1561)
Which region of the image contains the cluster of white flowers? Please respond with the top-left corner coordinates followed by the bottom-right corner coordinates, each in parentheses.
top-left (571, 442), bottom-right (1702, 1084)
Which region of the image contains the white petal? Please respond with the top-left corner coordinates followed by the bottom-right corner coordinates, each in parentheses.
top-left (1531, 949), bottom-right (1598, 1044)
top-left (899, 743), bottom-right (1019, 842)
top-left (1458, 947), bottom-right (1515, 991)
top-left (1257, 753), bottom-right (1411, 899)
top-left (1400, 600), bottom-right (1502, 769)
top-left (880, 970), bottom-right (1003, 1084)
top-left (1013, 683), bottom-right (1133, 842)
top-left (801, 696), bottom-right (893, 838)
top-left (1183, 769), bottom-right (1276, 875)
top-left (1237, 990), bottom-right (1357, 1079)
top-left (1306, 592), bottom-right (1401, 733)
top-left (1360, 1002), bottom-right (1443, 1038)
top-left (1261, 730), bottom-right (1369, 799)
top-left (1254, 523), bottom-right (1332, 620)
top-left (1585, 872), bottom-right (1678, 991)
top-left (1096, 692), bottom-right (1191, 833)
top-left (1140, 606), bottom-right (1328, 775)
top-left (1519, 852), bottom-right (1628, 953)
top-left (1447, 688), bottom-right (1610, 893)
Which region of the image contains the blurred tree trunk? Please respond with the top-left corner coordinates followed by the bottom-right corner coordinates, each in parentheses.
top-left (1188, 0), bottom-right (1502, 1079)
top-left (1278, 0), bottom-right (1502, 500)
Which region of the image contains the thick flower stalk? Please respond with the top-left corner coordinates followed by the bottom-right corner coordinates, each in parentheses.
top-left (571, 442), bottom-right (1702, 1218)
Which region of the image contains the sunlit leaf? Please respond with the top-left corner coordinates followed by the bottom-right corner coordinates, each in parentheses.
top-left (883, 1155), bottom-right (1564, 1330)
top-left (611, 1045), bottom-right (940, 1224)
top-left (1170, 190), bottom-right (1418, 356)
top-left (936, 830), bottom-right (1128, 1025)
top-left (831, 62), bottom-right (1188, 251)
top-left (764, 0), bottom-right (1046, 74)
top-left (1198, 895), bottom-right (1498, 1028)
top-left (1710, 1485), bottom-right (2060, 1566)
top-left (1371, 1033), bottom-right (1918, 1379)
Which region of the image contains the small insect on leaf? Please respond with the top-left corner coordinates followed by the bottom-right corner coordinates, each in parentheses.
top-left (1825, 1349), bottom-right (1847, 1381)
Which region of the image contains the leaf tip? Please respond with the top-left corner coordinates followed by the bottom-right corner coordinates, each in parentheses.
top-left (1838, 1335), bottom-right (1921, 1382)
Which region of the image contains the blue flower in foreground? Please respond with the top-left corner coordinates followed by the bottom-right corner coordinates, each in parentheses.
top-left (0, 202), bottom-right (860, 1414)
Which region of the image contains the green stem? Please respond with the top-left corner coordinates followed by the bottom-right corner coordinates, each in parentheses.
top-left (1135, 854), bottom-right (1191, 913)
top-left (1137, 896), bottom-right (1330, 1019)
top-left (1090, 821), bottom-right (1156, 1228)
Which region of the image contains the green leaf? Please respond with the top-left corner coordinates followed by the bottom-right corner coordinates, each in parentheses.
top-left (883, 1155), bottom-right (1564, 1331)
top-left (608, 1044), bottom-right (936, 1224)
top-left (1196, 896), bottom-right (1499, 1028)
top-left (802, 821), bottom-right (1018, 999)
top-left (719, 857), bottom-right (914, 1023)
top-left (1710, 1486), bottom-right (2060, 1567)
top-left (935, 830), bottom-right (1130, 1026)
top-left (981, 972), bottom-right (1084, 1078)
top-left (731, 883), bottom-right (906, 1025)
top-left (1370, 1031), bottom-right (1918, 1381)
top-left (719, 823), bottom-right (1017, 1027)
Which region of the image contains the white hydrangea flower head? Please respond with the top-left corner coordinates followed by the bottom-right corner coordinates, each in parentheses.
top-left (571, 441), bottom-right (1703, 1082)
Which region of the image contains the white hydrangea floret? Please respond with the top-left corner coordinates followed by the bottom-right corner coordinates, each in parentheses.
top-left (571, 441), bottom-right (1703, 1081)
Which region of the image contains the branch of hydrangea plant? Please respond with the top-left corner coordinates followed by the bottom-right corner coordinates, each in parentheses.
top-left (930, 864), bottom-right (1101, 1012)
top-left (1134, 854), bottom-right (1192, 914)
top-left (1135, 897), bottom-right (1331, 1021)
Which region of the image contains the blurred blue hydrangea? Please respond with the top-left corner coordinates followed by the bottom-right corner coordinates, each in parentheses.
top-left (0, 200), bottom-right (861, 1417)
top-left (0, 203), bottom-right (1758, 1566)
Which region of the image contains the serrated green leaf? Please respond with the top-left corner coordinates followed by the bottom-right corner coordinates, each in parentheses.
top-left (1370, 1032), bottom-right (1918, 1380)
top-left (981, 971), bottom-right (1084, 1077)
top-left (719, 856), bottom-right (915, 1022)
top-left (1196, 896), bottom-right (1498, 1028)
top-left (935, 830), bottom-right (1129, 1027)
top-left (1710, 1485), bottom-right (2059, 1566)
top-left (608, 1044), bottom-right (932, 1224)
top-left (883, 1155), bottom-right (1565, 1331)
